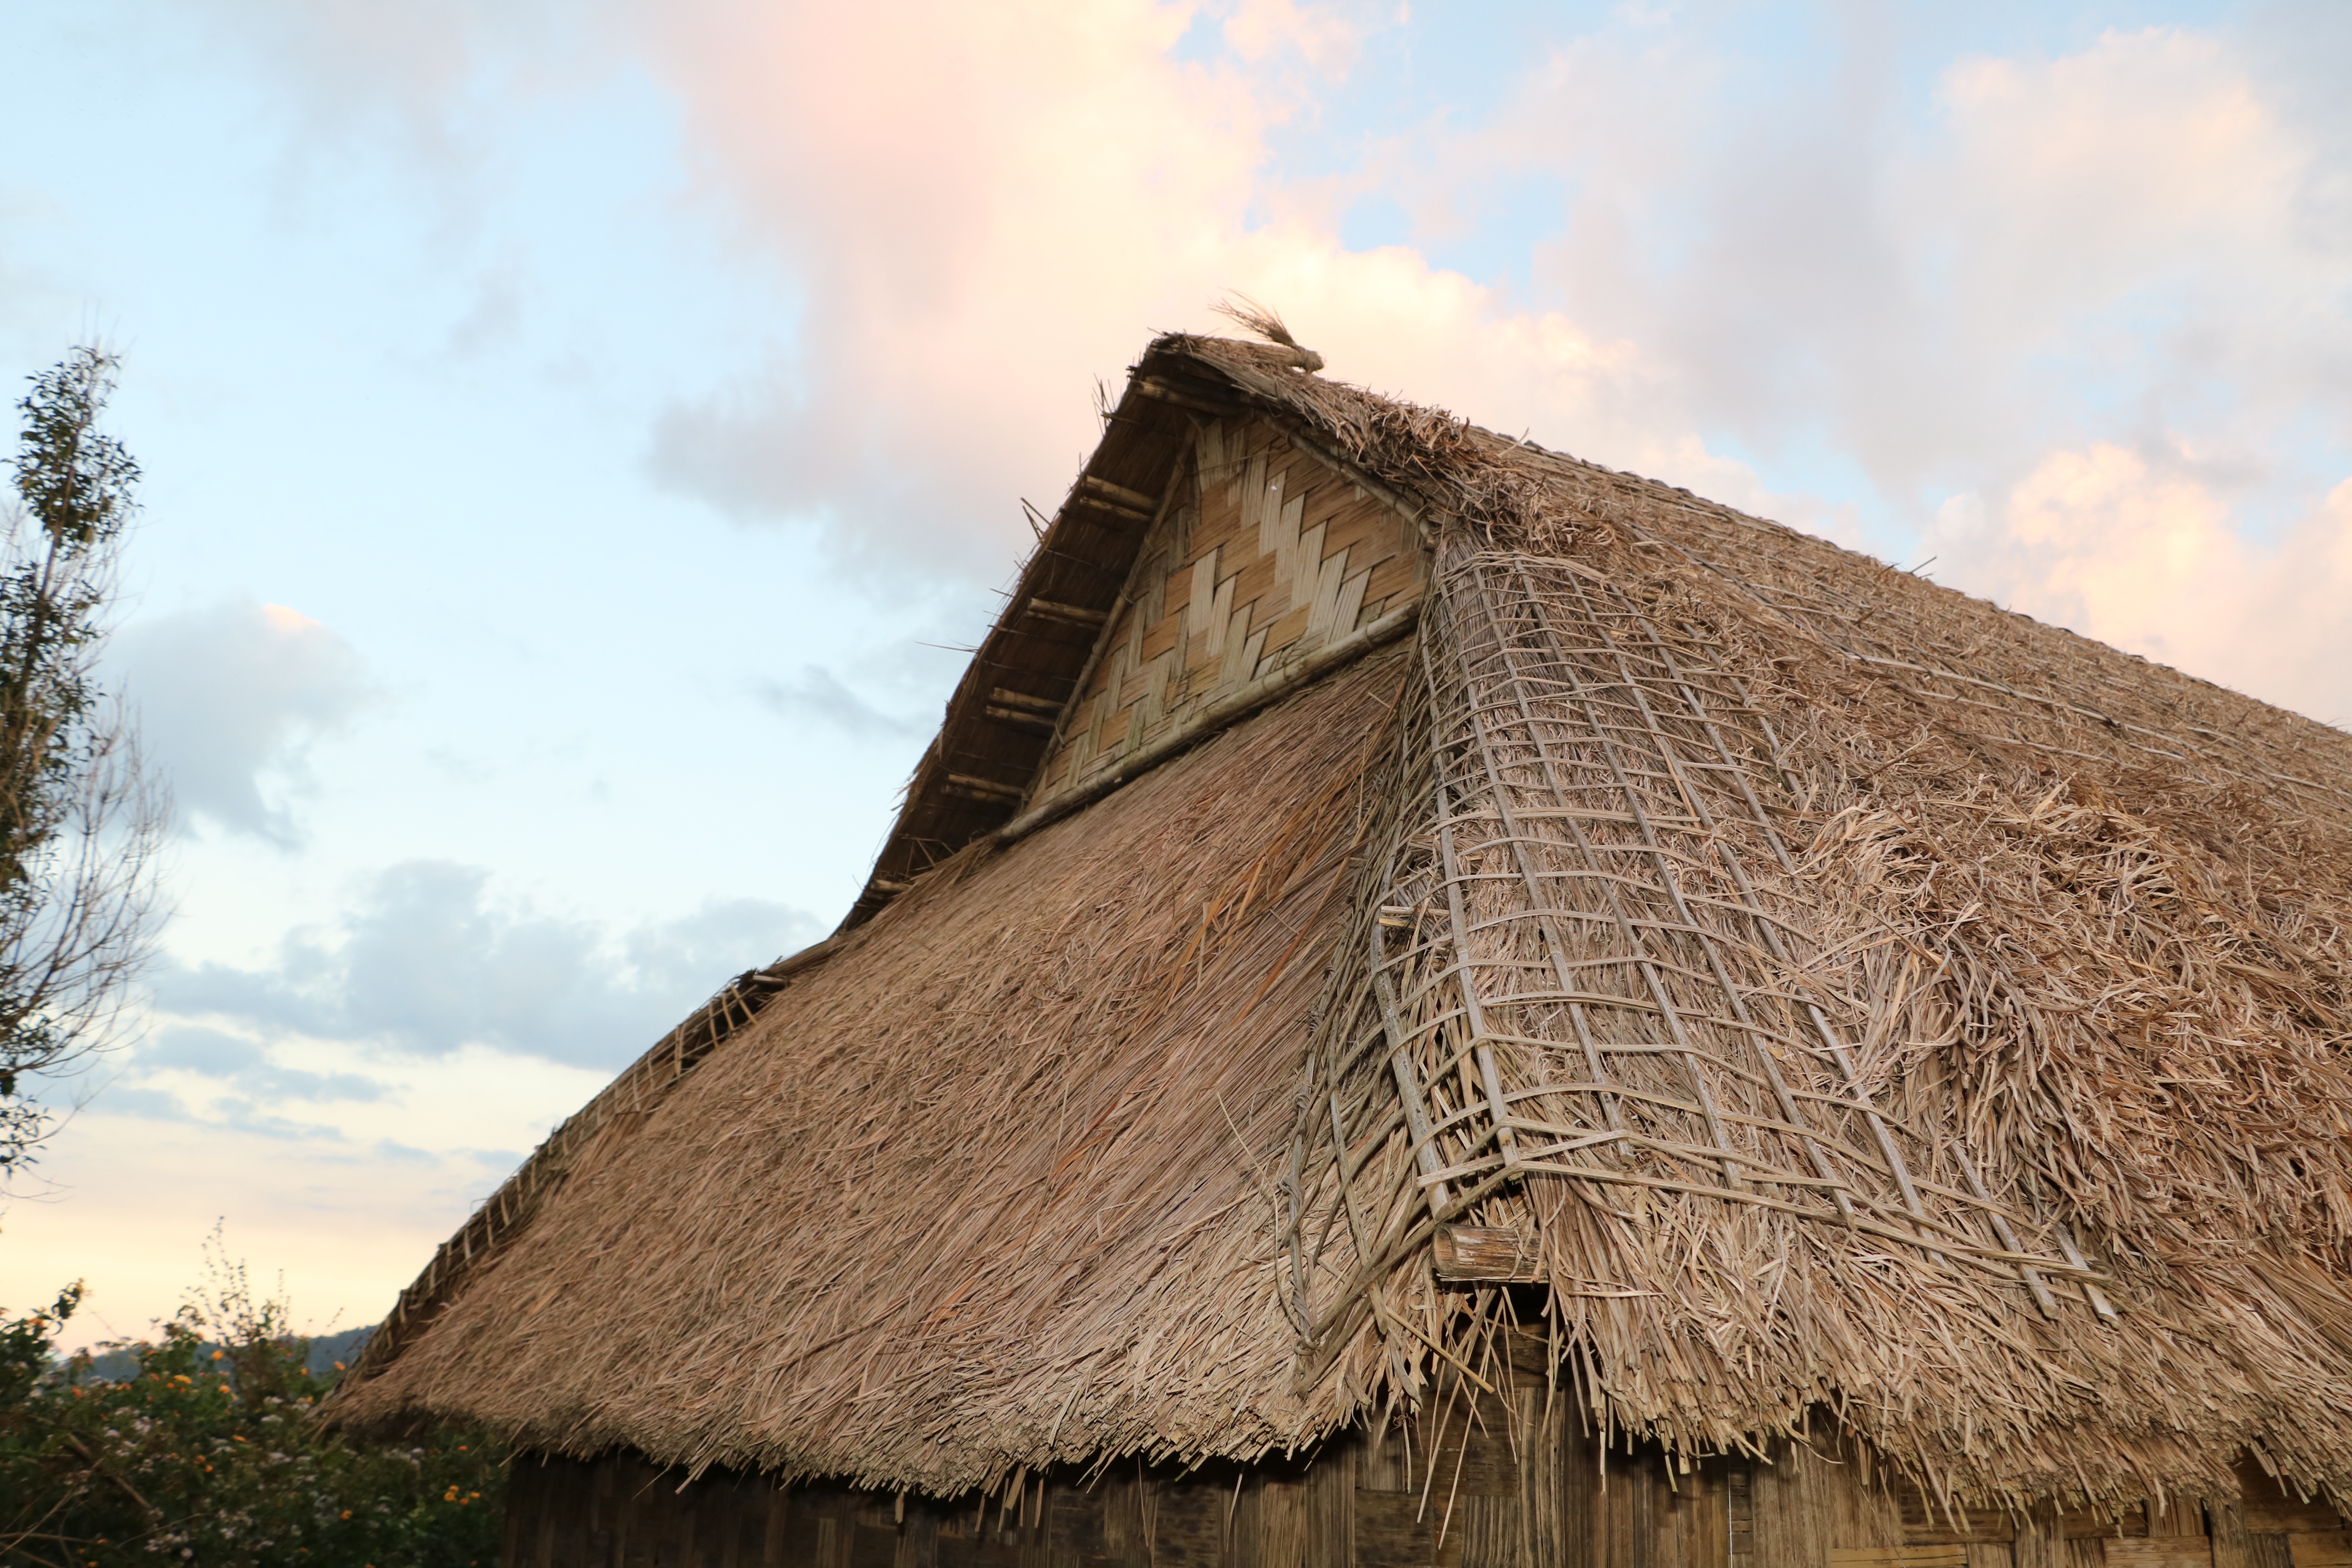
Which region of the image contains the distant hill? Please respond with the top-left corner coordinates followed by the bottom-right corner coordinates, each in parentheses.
top-left (80, 1323), bottom-right (376, 1385)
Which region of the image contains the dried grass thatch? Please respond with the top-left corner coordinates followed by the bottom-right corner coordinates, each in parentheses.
top-left (327, 650), bottom-right (1412, 1492)
top-left (328, 334), bottom-right (2352, 1514)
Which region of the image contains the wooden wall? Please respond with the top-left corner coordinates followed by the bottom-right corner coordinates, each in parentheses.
top-left (1027, 415), bottom-right (1426, 808)
top-left (1862, 1459), bottom-right (2352, 1568)
top-left (502, 1417), bottom-right (2349, 1568)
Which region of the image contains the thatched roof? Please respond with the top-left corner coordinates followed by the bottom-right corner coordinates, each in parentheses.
top-left (325, 334), bottom-right (2352, 1512)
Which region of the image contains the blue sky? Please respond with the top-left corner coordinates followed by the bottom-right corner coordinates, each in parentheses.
top-left (2, 0), bottom-right (2347, 1343)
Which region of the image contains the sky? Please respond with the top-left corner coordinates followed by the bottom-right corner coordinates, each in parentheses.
top-left (1, 0), bottom-right (2348, 1347)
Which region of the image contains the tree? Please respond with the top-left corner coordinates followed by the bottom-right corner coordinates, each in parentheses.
top-left (0, 348), bottom-right (165, 1171)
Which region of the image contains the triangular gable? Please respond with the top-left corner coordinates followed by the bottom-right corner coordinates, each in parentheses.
top-left (843, 338), bottom-right (1424, 927)
top-left (1020, 414), bottom-right (1426, 829)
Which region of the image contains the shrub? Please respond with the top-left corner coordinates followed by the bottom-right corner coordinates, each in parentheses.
top-left (0, 1265), bottom-right (503, 1568)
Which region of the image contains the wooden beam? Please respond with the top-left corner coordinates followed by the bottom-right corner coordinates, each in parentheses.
top-left (994, 597), bottom-right (1421, 846)
top-left (944, 773), bottom-right (1024, 805)
top-left (1131, 374), bottom-right (1236, 415)
top-left (983, 704), bottom-right (1058, 734)
top-left (1022, 598), bottom-right (1110, 628)
top-left (987, 687), bottom-right (1063, 713)
top-left (1431, 1223), bottom-right (1543, 1282)
top-left (1066, 492), bottom-right (1153, 524)
top-left (1077, 474), bottom-right (1157, 512)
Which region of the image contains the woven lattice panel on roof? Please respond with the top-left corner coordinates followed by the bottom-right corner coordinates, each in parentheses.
top-left (1284, 543), bottom-right (2116, 1438)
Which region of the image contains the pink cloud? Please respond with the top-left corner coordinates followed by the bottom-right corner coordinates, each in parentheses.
top-left (189, 3), bottom-right (2352, 722)
top-left (625, 0), bottom-right (1766, 582)
top-left (1932, 447), bottom-right (2352, 726)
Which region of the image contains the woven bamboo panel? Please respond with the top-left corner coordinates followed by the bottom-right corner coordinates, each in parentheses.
top-left (2104, 1542), bottom-right (2219, 1568)
top-left (1030, 416), bottom-right (1424, 808)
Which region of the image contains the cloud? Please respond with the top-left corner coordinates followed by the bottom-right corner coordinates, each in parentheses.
top-left (181, 4), bottom-right (2352, 724)
top-left (631, 0), bottom-right (1274, 579)
top-left (146, 1026), bottom-right (389, 1103)
top-left (81, 1078), bottom-right (355, 1141)
top-left (1401, 18), bottom-right (2348, 498)
top-left (1875, 25), bottom-right (2352, 727)
top-left (91, 1085), bottom-right (193, 1122)
top-left (1911, 27), bottom-right (2346, 479)
top-left (1925, 450), bottom-right (2352, 726)
top-left (179, 0), bottom-right (594, 196)
top-left (112, 598), bottom-right (374, 844)
top-left (619, 895), bottom-right (826, 997)
top-left (753, 665), bottom-right (918, 740)
top-left (625, 0), bottom-right (1782, 584)
top-left (159, 860), bottom-right (819, 1068)
top-left (140, 1025), bottom-right (265, 1076)
top-left (1318, 15), bottom-right (2352, 720)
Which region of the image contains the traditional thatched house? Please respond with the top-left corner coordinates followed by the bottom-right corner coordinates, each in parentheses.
top-left (323, 329), bottom-right (2352, 1568)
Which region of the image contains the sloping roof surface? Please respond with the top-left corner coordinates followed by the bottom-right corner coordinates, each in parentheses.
top-left (329, 648), bottom-right (1410, 1491)
top-left (328, 336), bottom-right (2352, 1509)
